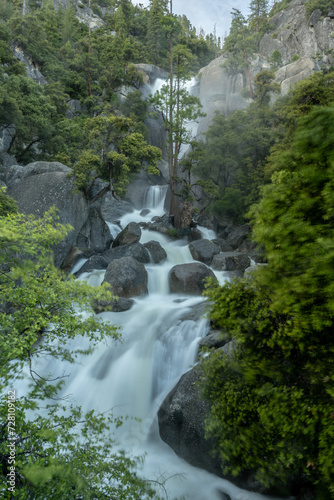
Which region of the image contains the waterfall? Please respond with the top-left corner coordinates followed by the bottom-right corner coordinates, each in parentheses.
top-left (22, 186), bottom-right (288, 500)
top-left (143, 184), bottom-right (168, 211)
top-left (22, 0), bottom-right (26, 15)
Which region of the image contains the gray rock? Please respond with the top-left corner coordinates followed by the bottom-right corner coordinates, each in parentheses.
top-left (113, 222), bottom-right (141, 248)
top-left (12, 46), bottom-right (47, 85)
top-left (143, 240), bottom-right (167, 263)
top-left (189, 239), bottom-right (220, 265)
top-left (135, 64), bottom-right (169, 85)
top-left (194, 213), bottom-right (216, 231)
top-left (92, 297), bottom-right (135, 313)
top-left (169, 263), bottom-right (217, 295)
top-left (102, 256), bottom-right (148, 298)
top-left (274, 58), bottom-right (316, 96)
top-left (218, 493), bottom-right (232, 500)
top-left (75, 255), bottom-right (109, 275)
top-left (140, 214), bottom-right (174, 235)
top-left (140, 208), bottom-right (151, 216)
top-left (60, 245), bottom-right (85, 274)
top-left (308, 9), bottom-right (322, 26)
top-left (227, 224), bottom-right (251, 249)
top-left (158, 366), bottom-right (222, 476)
top-left (199, 330), bottom-right (228, 351)
top-left (7, 162), bottom-right (88, 268)
top-left (5, 161), bottom-right (71, 187)
top-left (179, 300), bottom-right (209, 322)
top-left (76, 207), bottom-right (113, 254)
top-left (211, 252), bottom-right (251, 272)
top-left (100, 195), bottom-right (134, 222)
top-left (212, 238), bottom-right (234, 252)
top-left (236, 238), bottom-right (257, 254)
top-left (102, 242), bottom-right (150, 264)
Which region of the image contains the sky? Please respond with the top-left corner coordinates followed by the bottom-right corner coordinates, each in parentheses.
top-left (134, 0), bottom-right (250, 40)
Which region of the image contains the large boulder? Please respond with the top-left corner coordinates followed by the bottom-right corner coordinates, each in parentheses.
top-left (212, 238), bottom-right (234, 252)
top-left (7, 161), bottom-right (88, 267)
top-left (112, 221), bottom-right (141, 247)
top-left (102, 242), bottom-right (150, 264)
top-left (100, 195), bottom-right (134, 222)
top-left (158, 366), bottom-right (222, 476)
top-left (143, 240), bottom-right (167, 263)
top-left (169, 263), bottom-right (217, 295)
top-left (211, 252), bottom-right (251, 272)
top-left (75, 207), bottom-right (113, 254)
top-left (102, 256), bottom-right (148, 298)
top-left (75, 255), bottom-right (109, 275)
top-left (226, 224), bottom-right (251, 249)
top-left (188, 239), bottom-right (220, 265)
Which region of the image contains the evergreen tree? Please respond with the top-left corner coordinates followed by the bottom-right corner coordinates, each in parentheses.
top-left (147, 0), bottom-right (168, 65)
top-left (248, 0), bottom-right (269, 32)
top-left (223, 8), bottom-right (256, 98)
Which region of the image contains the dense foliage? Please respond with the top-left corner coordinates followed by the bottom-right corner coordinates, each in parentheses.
top-left (0, 200), bottom-right (159, 498)
top-left (200, 102), bottom-right (334, 497)
top-left (190, 69), bottom-right (334, 222)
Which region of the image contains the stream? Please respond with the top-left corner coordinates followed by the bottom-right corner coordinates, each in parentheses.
top-left (20, 186), bottom-right (291, 500)
top-left (60, 186), bottom-right (291, 500)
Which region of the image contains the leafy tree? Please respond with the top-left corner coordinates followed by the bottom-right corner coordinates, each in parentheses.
top-left (0, 187), bottom-right (18, 216)
top-left (200, 105), bottom-right (334, 498)
top-left (0, 208), bottom-right (159, 499)
top-left (71, 112), bottom-right (161, 197)
top-left (0, 75), bottom-right (57, 161)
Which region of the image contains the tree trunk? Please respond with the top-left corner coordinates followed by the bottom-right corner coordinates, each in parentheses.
top-left (168, 0), bottom-right (181, 228)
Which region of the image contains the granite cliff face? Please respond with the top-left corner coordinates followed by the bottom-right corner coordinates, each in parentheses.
top-left (195, 0), bottom-right (334, 132)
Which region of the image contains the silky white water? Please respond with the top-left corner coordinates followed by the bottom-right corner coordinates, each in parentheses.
top-left (20, 186), bottom-right (291, 500)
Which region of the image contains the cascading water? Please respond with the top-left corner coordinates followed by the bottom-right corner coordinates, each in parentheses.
top-left (23, 186), bottom-right (290, 500)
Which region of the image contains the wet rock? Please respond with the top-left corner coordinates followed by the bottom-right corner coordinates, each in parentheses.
top-left (169, 263), bottom-right (217, 295)
top-left (102, 242), bottom-right (150, 264)
top-left (140, 214), bottom-right (174, 235)
top-left (75, 255), bottom-right (108, 275)
top-left (92, 297), bottom-right (135, 313)
top-left (218, 493), bottom-right (232, 500)
top-left (112, 222), bottom-right (141, 247)
top-left (188, 239), bottom-right (220, 265)
top-left (100, 195), bottom-right (134, 222)
top-left (158, 366), bottom-right (222, 476)
top-left (76, 207), bottom-right (113, 254)
top-left (140, 208), bottom-right (151, 216)
top-left (211, 252), bottom-right (251, 272)
top-left (179, 300), bottom-right (209, 322)
top-left (198, 330), bottom-right (228, 351)
top-left (61, 246), bottom-right (86, 274)
top-left (226, 224), bottom-right (251, 249)
top-left (236, 238), bottom-right (256, 254)
top-left (212, 238), bottom-right (234, 252)
top-left (187, 228), bottom-right (203, 242)
top-left (102, 256), bottom-right (148, 298)
top-left (143, 240), bottom-right (167, 263)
